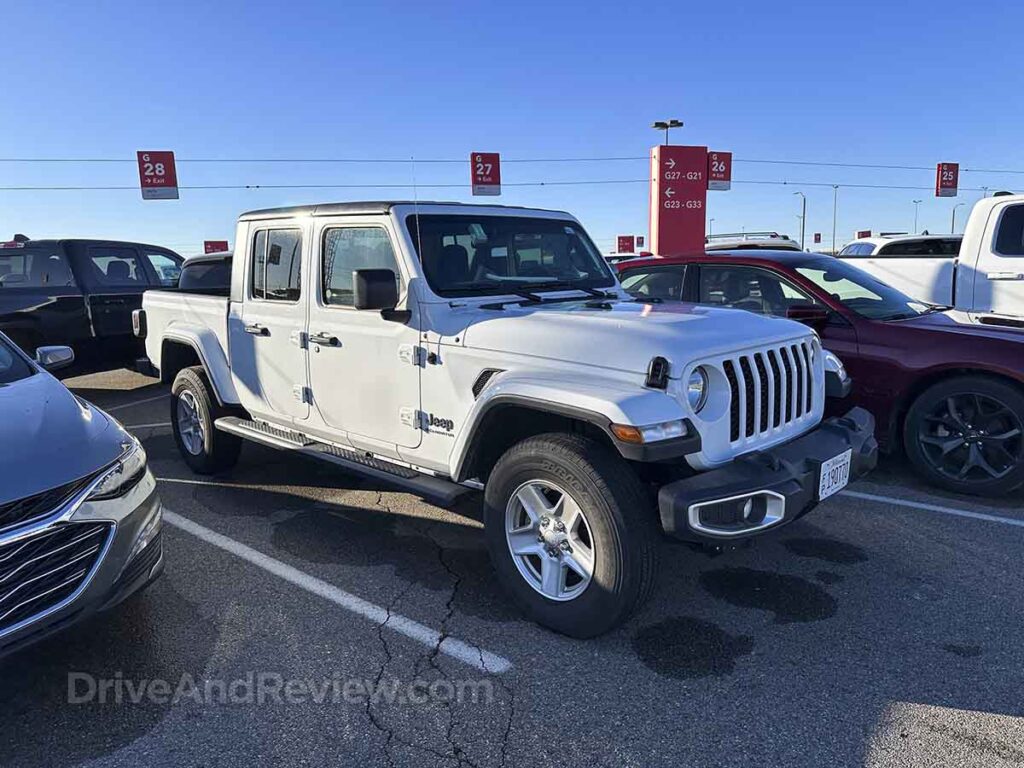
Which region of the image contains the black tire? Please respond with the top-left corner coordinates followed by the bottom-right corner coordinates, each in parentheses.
top-left (904, 375), bottom-right (1024, 497)
top-left (483, 433), bottom-right (659, 638)
top-left (170, 366), bottom-right (242, 474)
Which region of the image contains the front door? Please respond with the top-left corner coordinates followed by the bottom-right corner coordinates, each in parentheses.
top-left (973, 200), bottom-right (1024, 318)
top-left (306, 220), bottom-right (421, 452)
top-left (231, 226), bottom-right (309, 422)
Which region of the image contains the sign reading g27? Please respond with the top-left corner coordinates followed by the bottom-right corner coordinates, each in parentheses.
top-left (137, 151), bottom-right (179, 200)
top-left (470, 152), bottom-right (501, 196)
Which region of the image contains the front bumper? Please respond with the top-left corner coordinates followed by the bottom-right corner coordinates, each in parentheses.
top-left (0, 473), bottom-right (164, 660)
top-left (658, 407), bottom-right (877, 543)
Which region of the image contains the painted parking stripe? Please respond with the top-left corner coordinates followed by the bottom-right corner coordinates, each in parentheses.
top-left (106, 393), bottom-right (169, 412)
top-left (840, 489), bottom-right (1024, 529)
top-left (126, 422), bottom-right (173, 430)
top-left (161, 509), bottom-right (512, 675)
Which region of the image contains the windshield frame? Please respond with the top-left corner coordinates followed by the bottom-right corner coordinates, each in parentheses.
top-left (0, 334), bottom-right (36, 385)
top-left (405, 214), bottom-right (617, 299)
top-left (794, 256), bottom-right (930, 321)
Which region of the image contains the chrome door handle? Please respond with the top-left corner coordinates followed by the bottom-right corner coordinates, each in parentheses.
top-left (244, 323), bottom-right (268, 336)
top-left (987, 271), bottom-right (1024, 281)
top-left (309, 332), bottom-right (340, 347)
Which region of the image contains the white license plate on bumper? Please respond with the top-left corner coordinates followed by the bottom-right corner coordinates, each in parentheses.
top-left (818, 449), bottom-right (852, 501)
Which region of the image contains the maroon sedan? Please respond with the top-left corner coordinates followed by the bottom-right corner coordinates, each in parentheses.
top-left (617, 251), bottom-right (1024, 497)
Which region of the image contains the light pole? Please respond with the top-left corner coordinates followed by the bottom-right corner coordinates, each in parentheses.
top-left (912, 200), bottom-right (923, 233)
top-left (793, 191), bottom-right (806, 250)
top-left (651, 119), bottom-right (683, 145)
top-left (831, 185), bottom-right (839, 255)
top-left (981, 186), bottom-right (990, 198)
top-left (951, 202), bottom-right (965, 233)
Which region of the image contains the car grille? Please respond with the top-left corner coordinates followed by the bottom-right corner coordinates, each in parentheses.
top-left (722, 340), bottom-right (816, 443)
top-left (0, 475), bottom-right (96, 535)
top-left (0, 522), bottom-right (112, 636)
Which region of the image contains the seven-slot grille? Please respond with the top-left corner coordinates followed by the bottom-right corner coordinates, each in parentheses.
top-left (0, 475), bottom-right (95, 535)
top-left (0, 522), bottom-right (112, 635)
top-left (722, 340), bottom-right (816, 443)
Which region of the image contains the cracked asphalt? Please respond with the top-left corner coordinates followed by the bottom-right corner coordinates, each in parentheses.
top-left (2, 368), bottom-right (1024, 767)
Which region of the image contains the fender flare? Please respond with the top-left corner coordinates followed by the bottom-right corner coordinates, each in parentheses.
top-left (449, 374), bottom-right (698, 480)
top-left (161, 326), bottom-right (240, 405)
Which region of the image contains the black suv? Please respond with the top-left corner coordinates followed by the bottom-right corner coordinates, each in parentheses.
top-left (0, 237), bottom-right (182, 369)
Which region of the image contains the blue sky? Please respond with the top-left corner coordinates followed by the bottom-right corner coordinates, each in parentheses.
top-left (2, 0), bottom-right (1021, 254)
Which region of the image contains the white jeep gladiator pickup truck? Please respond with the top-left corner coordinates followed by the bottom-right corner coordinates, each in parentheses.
top-left (135, 201), bottom-right (877, 637)
top-left (838, 194), bottom-right (1024, 327)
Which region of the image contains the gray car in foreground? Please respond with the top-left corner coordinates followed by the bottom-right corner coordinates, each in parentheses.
top-left (0, 333), bottom-right (163, 658)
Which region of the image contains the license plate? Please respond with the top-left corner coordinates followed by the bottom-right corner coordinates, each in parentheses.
top-left (818, 449), bottom-right (852, 501)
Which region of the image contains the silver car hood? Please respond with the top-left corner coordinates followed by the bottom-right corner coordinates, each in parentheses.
top-left (0, 372), bottom-right (127, 505)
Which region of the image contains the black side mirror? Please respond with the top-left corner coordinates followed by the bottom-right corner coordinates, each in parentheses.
top-left (786, 303), bottom-right (829, 329)
top-left (353, 269), bottom-right (409, 322)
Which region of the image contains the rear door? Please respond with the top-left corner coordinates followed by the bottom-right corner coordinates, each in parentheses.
top-left (74, 244), bottom-right (151, 338)
top-left (229, 225), bottom-right (310, 422)
top-left (0, 244), bottom-right (87, 350)
top-left (973, 201), bottom-right (1024, 318)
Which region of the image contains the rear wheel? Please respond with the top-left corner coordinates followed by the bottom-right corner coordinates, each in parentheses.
top-left (483, 433), bottom-right (658, 638)
top-left (171, 366), bottom-right (242, 474)
top-left (904, 375), bottom-right (1024, 496)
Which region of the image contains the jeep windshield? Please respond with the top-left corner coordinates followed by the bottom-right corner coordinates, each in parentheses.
top-left (406, 214), bottom-right (616, 298)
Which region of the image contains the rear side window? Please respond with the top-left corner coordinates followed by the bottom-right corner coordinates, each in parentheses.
top-left (322, 227), bottom-right (400, 306)
top-left (995, 205), bottom-right (1024, 256)
top-left (0, 336), bottom-right (33, 384)
top-left (877, 239), bottom-right (960, 257)
top-left (145, 252), bottom-right (182, 287)
top-left (251, 229), bottom-right (302, 301)
top-left (0, 248), bottom-right (75, 288)
top-left (179, 258), bottom-right (232, 292)
top-left (86, 247), bottom-right (147, 287)
top-left (620, 267), bottom-right (686, 301)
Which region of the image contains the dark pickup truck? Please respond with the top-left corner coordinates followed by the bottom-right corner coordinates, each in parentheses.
top-left (0, 237), bottom-right (183, 368)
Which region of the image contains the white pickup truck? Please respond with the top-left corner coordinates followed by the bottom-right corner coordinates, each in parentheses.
top-left (838, 194), bottom-right (1024, 327)
top-left (135, 201), bottom-right (877, 637)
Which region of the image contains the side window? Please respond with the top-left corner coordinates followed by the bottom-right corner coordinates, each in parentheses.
top-left (322, 227), bottom-right (400, 306)
top-left (86, 247), bottom-right (146, 287)
top-left (145, 252), bottom-right (182, 287)
top-left (877, 239), bottom-right (958, 257)
top-left (251, 229), bottom-right (302, 301)
top-left (0, 248), bottom-right (75, 288)
top-left (838, 244), bottom-right (858, 256)
top-left (180, 259), bottom-right (232, 292)
top-left (995, 205), bottom-right (1024, 256)
top-left (699, 266), bottom-right (815, 317)
top-left (619, 268), bottom-right (686, 300)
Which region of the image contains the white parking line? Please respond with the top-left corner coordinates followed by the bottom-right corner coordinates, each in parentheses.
top-left (106, 393), bottom-right (169, 412)
top-left (841, 489), bottom-right (1024, 529)
top-left (161, 509), bottom-right (512, 675)
top-left (126, 422), bottom-right (173, 430)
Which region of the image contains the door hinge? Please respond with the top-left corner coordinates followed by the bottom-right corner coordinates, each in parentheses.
top-left (293, 385), bottom-right (312, 404)
top-left (290, 330), bottom-right (308, 349)
top-left (398, 344), bottom-right (425, 366)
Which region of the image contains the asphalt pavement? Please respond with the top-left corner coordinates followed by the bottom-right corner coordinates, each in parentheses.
top-left (2, 368), bottom-right (1023, 768)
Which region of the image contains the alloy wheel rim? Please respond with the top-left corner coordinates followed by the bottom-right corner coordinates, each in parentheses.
top-left (176, 391), bottom-right (205, 456)
top-left (919, 393), bottom-right (1023, 483)
top-left (505, 480), bottom-right (595, 602)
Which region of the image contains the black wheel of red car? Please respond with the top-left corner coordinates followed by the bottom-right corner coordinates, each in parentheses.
top-left (904, 375), bottom-right (1024, 496)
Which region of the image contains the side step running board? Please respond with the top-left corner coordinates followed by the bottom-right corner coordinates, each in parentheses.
top-left (214, 417), bottom-right (471, 506)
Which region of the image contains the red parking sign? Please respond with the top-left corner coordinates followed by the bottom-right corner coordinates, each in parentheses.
top-left (813, 232), bottom-right (822, 244)
top-left (204, 240), bottom-right (229, 254)
top-left (471, 152), bottom-right (501, 196)
top-left (935, 162), bottom-right (959, 198)
top-left (616, 235), bottom-right (636, 253)
top-left (649, 145), bottom-right (708, 256)
top-left (707, 151), bottom-right (732, 191)
top-left (137, 151), bottom-right (179, 200)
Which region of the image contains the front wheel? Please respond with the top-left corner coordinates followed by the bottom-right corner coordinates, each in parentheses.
top-left (483, 433), bottom-right (658, 638)
top-left (171, 366), bottom-right (242, 474)
top-left (904, 375), bottom-right (1024, 496)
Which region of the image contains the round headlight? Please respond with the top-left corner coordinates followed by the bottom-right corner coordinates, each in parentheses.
top-left (687, 367), bottom-right (709, 412)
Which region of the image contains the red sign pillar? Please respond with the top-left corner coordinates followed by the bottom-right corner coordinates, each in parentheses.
top-left (649, 145), bottom-right (707, 256)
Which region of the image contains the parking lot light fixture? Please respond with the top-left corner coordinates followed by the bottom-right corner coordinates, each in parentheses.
top-left (651, 119), bottom-right (683, 145)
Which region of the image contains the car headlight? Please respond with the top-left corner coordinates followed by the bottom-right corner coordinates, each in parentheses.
top-left (88, 438), bottom-right (148, 501)
top-left (687, 367), bottom-right (709, 413)
top-left (822, 350), bottom-right (846, 380)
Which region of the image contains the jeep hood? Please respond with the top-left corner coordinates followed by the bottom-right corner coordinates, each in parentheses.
top-left (457, 299), bottom-right (813, 375)
top-left (0, 372), bottom-right (127, 505)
